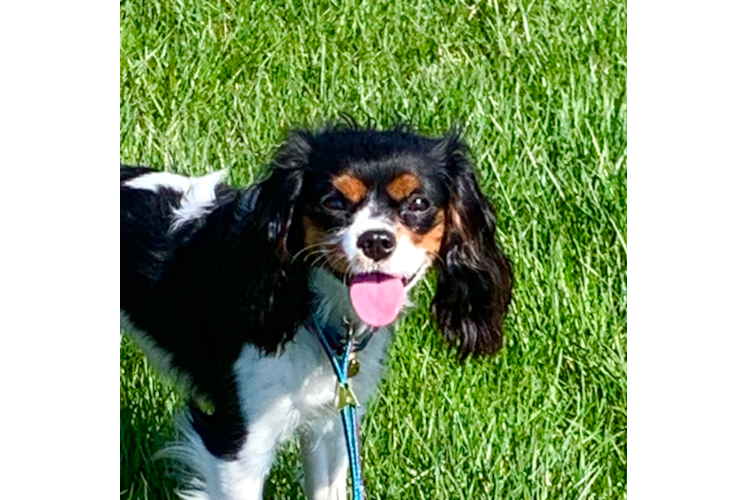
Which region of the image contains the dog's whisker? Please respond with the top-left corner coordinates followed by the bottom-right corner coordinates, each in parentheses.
top-left (308, 250), bottom-right (334, 269)
top-left (291, 242), bottom-right (331, 263)
top-left (299, 248), bottom-right (328, 263)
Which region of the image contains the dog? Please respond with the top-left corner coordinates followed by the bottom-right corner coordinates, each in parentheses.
top-left (120, 125), bottom-right (513, 500)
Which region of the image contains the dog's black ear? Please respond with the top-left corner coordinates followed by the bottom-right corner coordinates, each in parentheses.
top-left (251, 131), bottom-right (312, 259)
top-left (430, 132), bottom-right (513, 358)
top-left (222, 131), bottom-right (313, 351)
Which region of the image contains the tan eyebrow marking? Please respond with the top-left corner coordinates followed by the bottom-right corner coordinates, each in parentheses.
top-left (386, 173), bottom-right (422, 201)
top-left (332, 174), bottom-right (368, 204)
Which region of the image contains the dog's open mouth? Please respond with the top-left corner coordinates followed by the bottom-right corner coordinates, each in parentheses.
top-left (348, 272), bottom-right (408, 327)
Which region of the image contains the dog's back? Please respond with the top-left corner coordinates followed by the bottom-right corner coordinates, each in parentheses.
top-left (121, 166), bottom-right (185, 316)
top-left (120, 165), bottom-right (244, 392)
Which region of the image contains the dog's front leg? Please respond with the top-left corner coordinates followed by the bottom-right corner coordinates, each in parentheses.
top-left (193, 403), bottom-right (290, 500)
top-left (299, 416), bottom-right (349, 500)
top-left (192, 370), bottom-right (300, 500)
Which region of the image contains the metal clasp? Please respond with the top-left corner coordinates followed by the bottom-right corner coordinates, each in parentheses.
top-left (335, 381), bottom-right (360, 410)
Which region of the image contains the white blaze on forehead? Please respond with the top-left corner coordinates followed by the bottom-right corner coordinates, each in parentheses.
top-left (341, 204), bottom-right (393, 260)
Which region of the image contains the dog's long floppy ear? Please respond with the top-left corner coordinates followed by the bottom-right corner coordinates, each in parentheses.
top-left (430, 132), bottom-right (513, 358)
top-left (250, 131), bottom-right (312, 258)
top-left (223, 131), bottom-right (313, 351)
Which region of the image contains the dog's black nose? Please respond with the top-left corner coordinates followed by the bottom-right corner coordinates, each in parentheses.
top-left (357, 230), bottom-right (395, 261)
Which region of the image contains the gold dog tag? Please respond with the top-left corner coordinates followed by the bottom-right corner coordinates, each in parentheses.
top-left (347, 355), bottom-right (360, 378)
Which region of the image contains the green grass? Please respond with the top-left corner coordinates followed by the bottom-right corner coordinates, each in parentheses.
top-left (120, 0), bottom-right (627, 498)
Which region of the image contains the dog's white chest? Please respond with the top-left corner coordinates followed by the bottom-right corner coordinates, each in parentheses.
top-left (231, 325), bottom-right (392, 435)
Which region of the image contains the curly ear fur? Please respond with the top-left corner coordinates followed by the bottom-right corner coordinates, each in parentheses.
top-left (219, 132), bottom-right (314, 352)
top-left (430, 133), bottom-right (513, 358)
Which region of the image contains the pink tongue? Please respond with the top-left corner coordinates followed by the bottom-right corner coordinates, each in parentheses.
top-left (349, 274), bottom-right (406, 327)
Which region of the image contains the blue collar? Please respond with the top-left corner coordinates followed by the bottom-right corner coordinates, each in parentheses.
top-left (310, 314), bottom-right (376, 354)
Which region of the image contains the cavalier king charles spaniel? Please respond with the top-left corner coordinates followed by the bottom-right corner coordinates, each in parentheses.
top-left (120, 125), bottom-right (513, 500)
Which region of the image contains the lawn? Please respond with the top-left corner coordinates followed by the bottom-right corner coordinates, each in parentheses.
top-left (120, 0), bottom-right (627, 498)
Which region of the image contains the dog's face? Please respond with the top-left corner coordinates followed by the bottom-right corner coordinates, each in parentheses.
top-left (299, 139), bottom-right (451, 327)
top-left (256, 127), bottom-right (513, 356)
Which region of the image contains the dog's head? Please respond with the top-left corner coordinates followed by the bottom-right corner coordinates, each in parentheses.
top-left (251, 126), bottom-right (513, 357)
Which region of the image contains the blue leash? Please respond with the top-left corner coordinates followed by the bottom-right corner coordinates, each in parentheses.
top-left (310, 316), bottom-right (367, 500)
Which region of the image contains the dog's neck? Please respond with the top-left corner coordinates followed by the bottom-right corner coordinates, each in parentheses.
top-left (308, 267), bottom-right (372, 341)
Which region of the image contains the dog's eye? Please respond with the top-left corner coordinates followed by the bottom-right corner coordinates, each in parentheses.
top-left (405, 197), bottom-right (430, 213)
top-left (322, 195), bottom-right (347, 212)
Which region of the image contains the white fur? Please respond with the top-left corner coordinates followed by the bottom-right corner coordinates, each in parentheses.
top-left (162, 269), bottom-right (391, 500)
top-left (341, 205), bottom-right (391, 259)
top-left (124, 170), bottom-right (228, 230)
top-left (125, 171), bottom-right (193, 193)
top-left (171, 171), bottom-right (228, 230)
